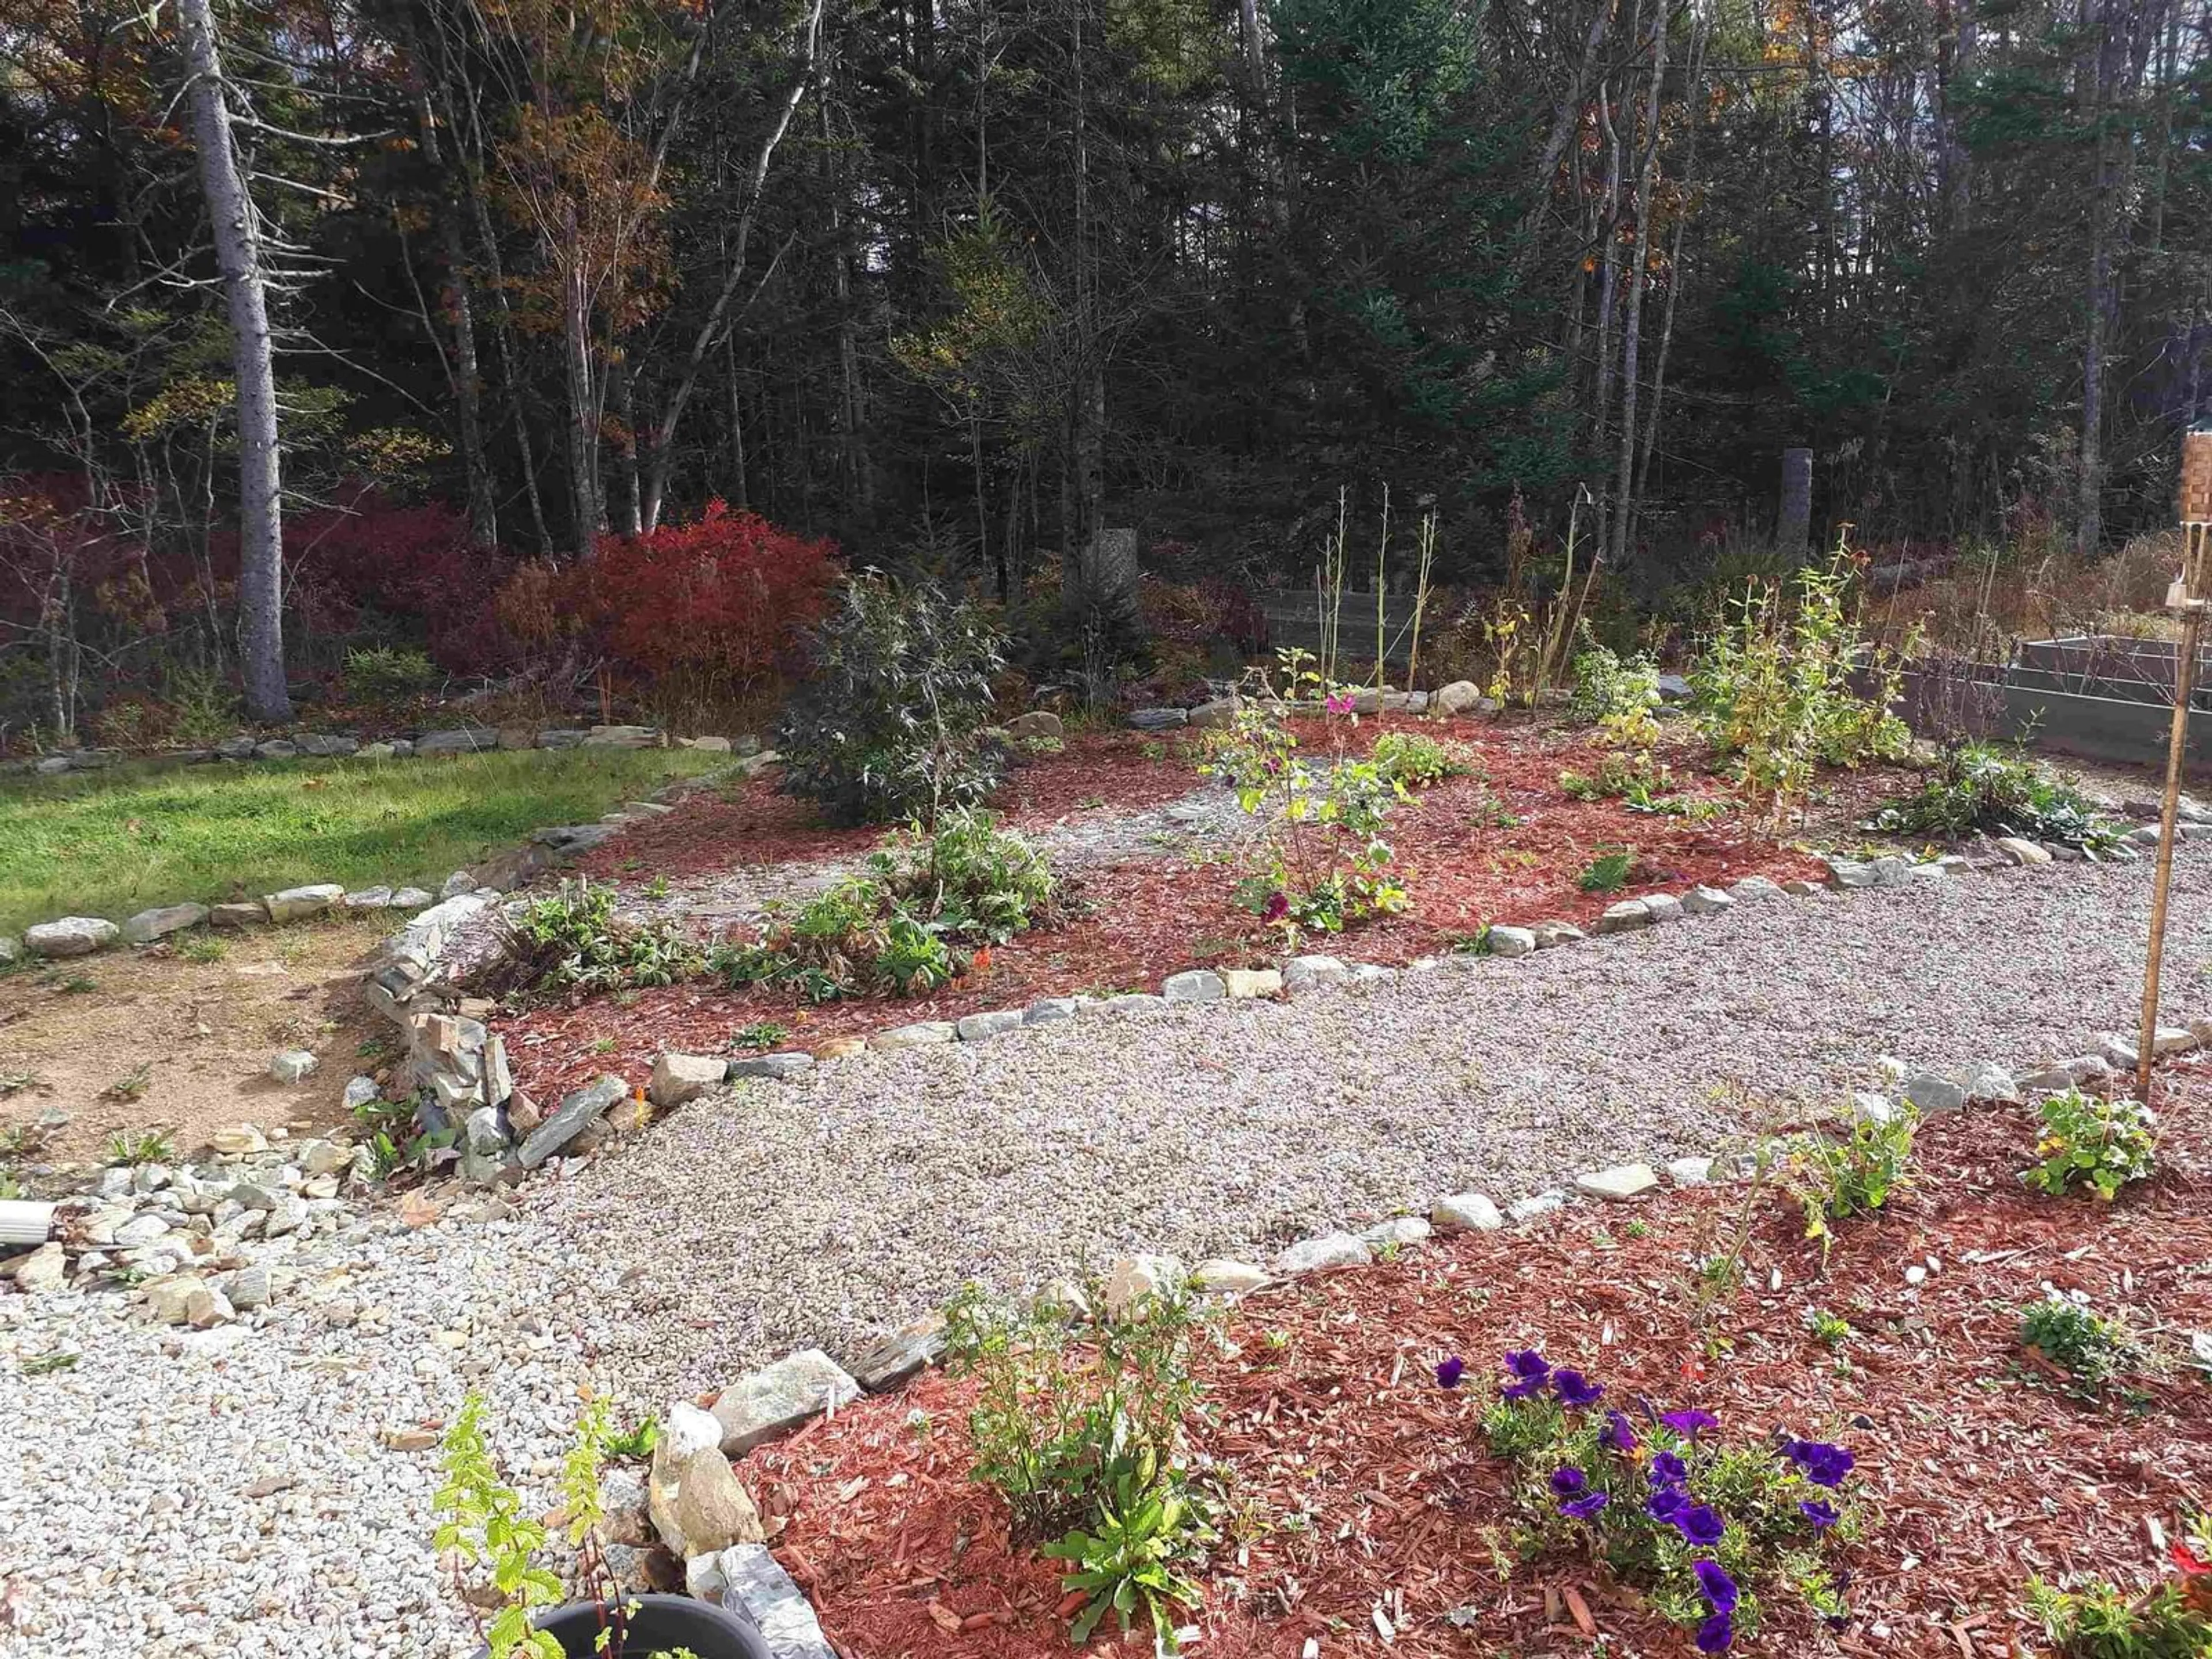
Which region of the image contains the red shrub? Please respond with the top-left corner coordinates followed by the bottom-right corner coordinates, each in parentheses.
top-left (492, 501), bottom-right (838, 703)
top-left (289, 487), bottom-right (520, 672)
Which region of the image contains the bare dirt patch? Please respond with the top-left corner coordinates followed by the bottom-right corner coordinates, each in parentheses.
top-left (0, 917), bottom-right (390, 1164)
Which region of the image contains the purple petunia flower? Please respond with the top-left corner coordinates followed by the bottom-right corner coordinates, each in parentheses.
top-left (1646, 1485), bottom-right (1689, 1524)
top-left (1501, 1349), bottom-right (1551, 1399)
top-left (1549, 1466), bottom-right (1589, 1498)
top-left (1559, 1491), bottom-right (1609, 1520)
top-left (1552, 1368), bottom-right (1604, 1409)
top-left (1675, 1503), bottom-right (1726, 1546)
top-left (1435, 1354), bottom-right (1465, 1390)
top-left (1325, 692), bottom-right (1357, 714)
top-left (1650, 1450), bottom-right (1688, 1487)
top-left (1695, 1610), bottom-right (1735, 1653)
top-left (1262, 891), bottom-right (1290, 923)
top-left (1785, 1440), bottom-right (1856, 1490)
top-left (1661, 1408), bottom-right (1719, 1440)
top-left (1600, 1410), bottom-right (1639, 1453)
top-left (1694, 1560), bottom-right (1740, 1613)
top-left (1800, 1498), bottom-right (1840, 1530)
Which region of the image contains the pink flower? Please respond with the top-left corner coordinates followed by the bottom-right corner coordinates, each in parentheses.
top-left (1261, 892), bottom-right (1290, 923)
top-left (1325, 692), bottom-right (1356, 715)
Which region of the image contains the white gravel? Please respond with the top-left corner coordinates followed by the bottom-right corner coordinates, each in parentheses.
top-left (6, 846), bottom-right (2210, 1658)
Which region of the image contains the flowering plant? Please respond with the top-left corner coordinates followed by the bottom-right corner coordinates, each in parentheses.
top-left (1461, 1348), bottom-right (1858, 1650)
top-left (2022, 1088), bottom-right (2157, 1203)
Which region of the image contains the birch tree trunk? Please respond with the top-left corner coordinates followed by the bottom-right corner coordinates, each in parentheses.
top-left (177, 0), bottom-right (290, 721)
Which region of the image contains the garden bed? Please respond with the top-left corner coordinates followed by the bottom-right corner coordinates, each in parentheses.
top-left (744, 1071), bottom-right (2212, 1657)
top-left (501, 718), bottom-right (1832, 1101)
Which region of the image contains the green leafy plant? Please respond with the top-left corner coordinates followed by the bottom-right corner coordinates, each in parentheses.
top-left (1774, 1105), bottom-right (1916, 1257)
top-left (1804, 1309), bottom-right (1853, 1349)
top-left (729, 1021), bottom-right (789, 1051)
top-left (1691, 547), bottom-right (1911, 820)
top-left (605, 1416), bottom-right (660, 1461)
top-left (1865, 741), bottom-right (2123, 853)
top-left (178, 933), bottom-right (229, 964)
top-left (2019, 1296), bottom-right (2136, 1397)
top-left (2027, 1574), bottom-right (2212, 1657)
top-left (102, 1062), bottom-right (153, 1102)
top-left (1043, 1463), bottom-right (1209, 1649)
top-left (1205, 697), bottom-right (1410, 941)
top-left (869, 808), bottom-right (1059, 944)
top-left (1370, 729), bottom-right (1469, 787)
top-left (1569, 636), bottom-right (1662, 753)
top-left (104, 1126), bottom-right (173, 1166)
top-left (493, 878), bottom-right (704, 998)
top-left (2022, 1088), bottom-right (2157, 1203)
top-left (777, 571), bottom-right (1006, 826)
top-left (1576, 847), bottom-right (1635, 893)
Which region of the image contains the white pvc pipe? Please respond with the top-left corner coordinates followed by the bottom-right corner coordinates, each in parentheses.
top-left (0, 1201), bottom-right (55, 1248)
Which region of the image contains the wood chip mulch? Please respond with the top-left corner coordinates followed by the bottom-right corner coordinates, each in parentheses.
top-left (502, 719), bottom-right (1827, 1101)
top-left (745, 1067), bottom-right (2212, 1658)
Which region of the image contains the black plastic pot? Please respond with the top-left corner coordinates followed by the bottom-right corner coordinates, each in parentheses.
top-left (476, 1594), bottom-right (772, 1659)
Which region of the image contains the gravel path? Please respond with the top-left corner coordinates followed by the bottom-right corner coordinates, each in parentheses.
top-left (7, 848), bottom-right (2211, 1657)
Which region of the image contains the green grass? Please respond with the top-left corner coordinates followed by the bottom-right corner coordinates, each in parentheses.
top-left (0, 748), bottom-right (723, 933)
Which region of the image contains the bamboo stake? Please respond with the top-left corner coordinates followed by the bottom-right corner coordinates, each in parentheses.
top-left (2137, 430), bottom-right (2212, 1097)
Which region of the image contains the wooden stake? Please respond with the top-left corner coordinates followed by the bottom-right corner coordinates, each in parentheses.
top-left (2139, 514), bottom-right (2209, 1097)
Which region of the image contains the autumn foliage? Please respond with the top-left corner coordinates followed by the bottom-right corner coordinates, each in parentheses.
top-left (495, 500), bottom-right (839, 706)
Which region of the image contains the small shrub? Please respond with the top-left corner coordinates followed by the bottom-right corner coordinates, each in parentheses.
top-left (2022, 1088), bottom-right (2157, 1202)
top-left (1865, 741), bottom-right (2122, 853)
top-left (343, 645), bottom-right (438, 702)
top-left (1207, 701), bottom-right (1409, 941)
top-left (492, 879), bottom-right (705, 997)
top-left (1569, 637), bottom-right (1662, 752)
top-left (1577, 848), bottom-right (1634, 892)
top-left (1370, 729), bottom-right (1469, 787)
top-left (778, 572), bottom-right (1006, 826)
top-left (2028, 1574), bottom-right (2212, 1659)
top-left (945, 1278), bottom-right (1209, 1537)
top-left (1043, 1468), bottom-right (1209, 1650)
top-left (1691, 550), bottom-right (1911, 818)
top-left (1774, 1105), bottom-right (1916, 1256)
top-left (730, 1021), bottom-right (788, 1051)
top-left (2019, 1296), bottom-right (2135, 1396)
top-left (870, 808), bottom-right (1058, 943)
top-left (1474, 1349), bottom-right (1858, 1649)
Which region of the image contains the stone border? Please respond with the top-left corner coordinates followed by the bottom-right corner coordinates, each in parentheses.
top-left (4, 723), bottom-right (752, 777)
top-left (652, 976), bottom-right (2212, 1659)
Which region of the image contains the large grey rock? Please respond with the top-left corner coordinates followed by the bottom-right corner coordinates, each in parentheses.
top-left (253, 740), bottom-right (298, 761)
top-left (1359, 1216), bottom-right (1432, 1251)
top-left (25, 916), bottom-right (119, 958)
top-left (1025, 997), bottom-right (1082, 1024)
top-left (1665, 1156), bottom-right (1715, 1186)
top-left (1004, 711), bottom-right (1063, 741)
top-left (1575, 1163), bottom-right (1659, 1202)
top-left (1220, 967), bottom-right (1281, 999)
top-left (649, 1402), bottom-right (763, 1556)
top-left (268, 1050), bottom-right (317, 1084)
top-left (1529, 921), bottom-right (1585, 948)
top-left (1127, 706), bottom-right (1188, 731)
top-left (1161, 968), bottom-right (1226, 1003)
top-left (1728, 876), bottom-right (1786, 902)
top-left (1507, 1191), bottom-right (1566, 1224)
top-left (1824, 858), bottom-right (1876, 889)
top-left (1098, 993), bottom-right (1166, 1014)
top-left (1487, 926), bottom-right (1536, 958)
top-left (1191, 1259), bottom-right (1270, 1295)
top-left (955, 1009), bottom-right (1025, 1042)
top-left (295, 734), bottom-right (358, 758)
top-left (713, 1545), bottom-right (837, 1659)
top-left (1680, 885), bottom-right (1735, 916)
top-left (1641, 892), bottom-right (1685, 925)
top-left (1902, 1071), bottom-right (1967, 1115)
top-left (121, 903), bottom-right (209, 945)
top-left (1430, 680), bottom-right (1482, 717)
top-left (844, 1315), bottom-right (948, 1393)
top-left (438, 870), bottom-right (477, 900)
top-left (1431, 1192), bottom-right (1503, 1233)
top-left (726, 1052), bottom-right (815, 1081)
top-left (414, 728), bottom-right (497, 756)
top-left (0, 934), bottom-right (18, 966)
top-left (1272, 1232), bottom-right (1371, 1275)
top-left (341, 887), bottom-right (393, 912)
top-left (1282, 955), bottom-right (1348, 992)
top-left (1996, 836), bottom-right (2052, 866)
top-left (582, 724), bottom-right (657, 749)
top-left (263, 884), bottom-right (343, 923)
top-left (1592, 899), bottom-right (1652, 935)
top-left (648, 1052), bottom-right (725, 1108)
top-left (1869, 856), bottom-right (1912, 888)
top-left (517, 1074), bottom-right (626, 1168)
top-left (709, 1350), bottom-right (861, 1456)
top-left (209, 902), bottom-right (267, 929)
top-left (2019, 1055), bottom-right (2113, 1093)
top-left (1957, 1060), bottom-right (2021, 1104)
top-left (13, 1243), bottom-right (66, 1294)
top-left (214, 735), bottom-right (257, 761)
top-left (872, 1021), bottom-right (955, 1050)
top-left (1103, 1253), bottom-right (1186, 1320)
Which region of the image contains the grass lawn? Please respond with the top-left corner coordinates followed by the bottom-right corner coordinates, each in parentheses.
top-left (0, 748), bottom-right (725, 933)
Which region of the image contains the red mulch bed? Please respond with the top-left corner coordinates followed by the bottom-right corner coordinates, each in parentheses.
top-left (742, 1065), bottom-right (2212, 1658)
top-left (504, 718), bottom-right (1829, 1100)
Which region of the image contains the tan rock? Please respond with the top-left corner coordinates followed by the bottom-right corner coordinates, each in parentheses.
top-left (648, 1403), bottom-right (764, 1556)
